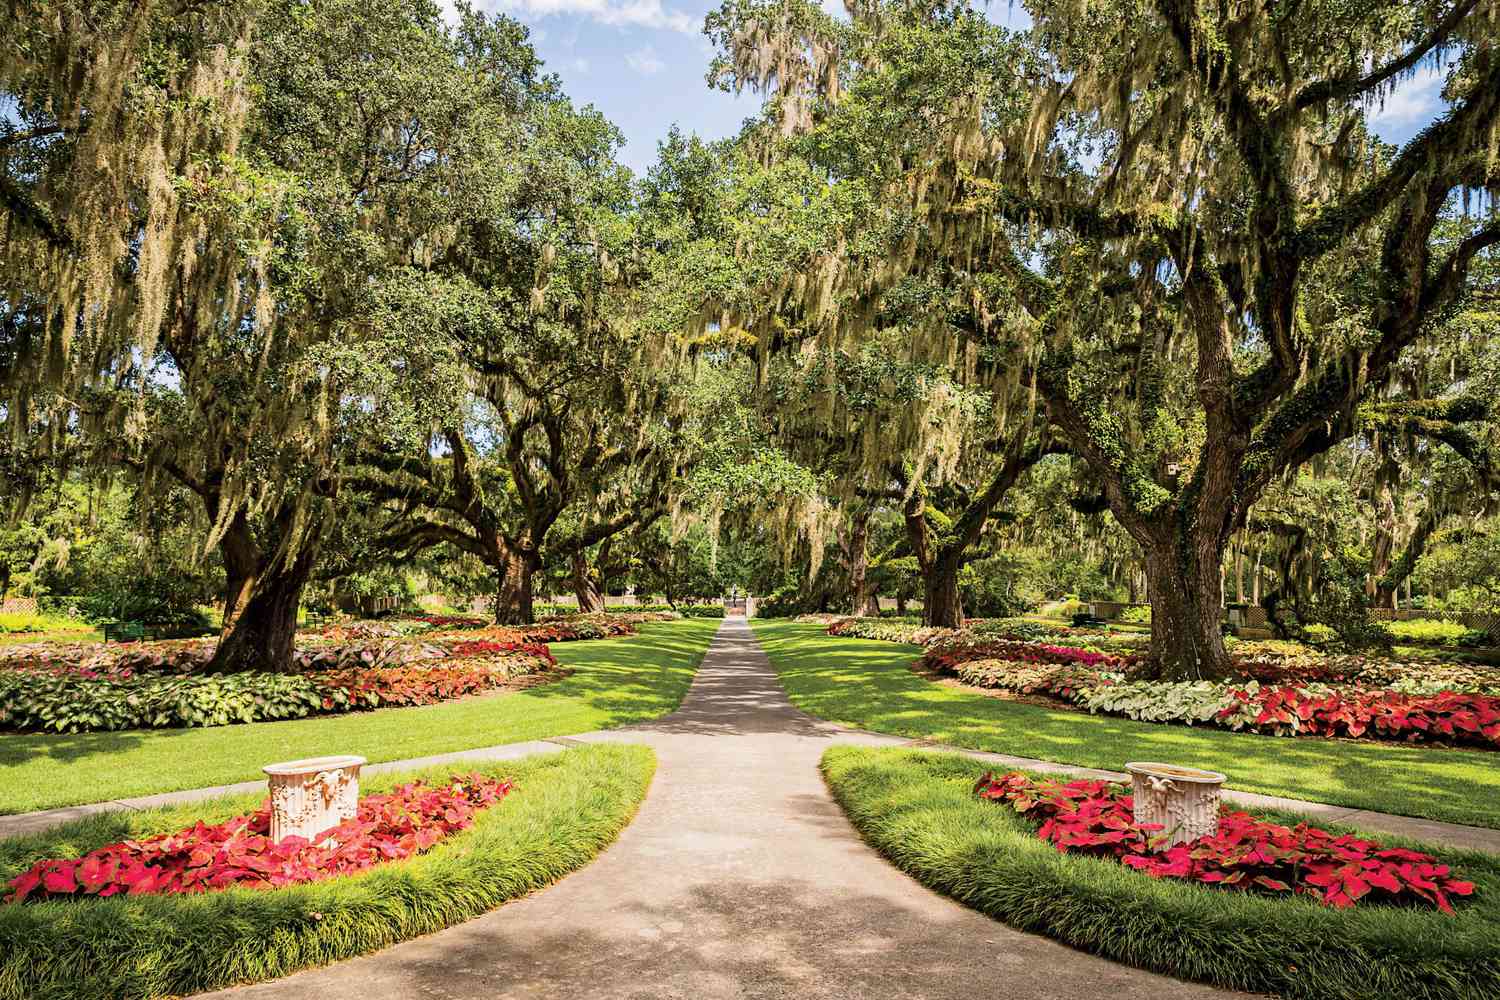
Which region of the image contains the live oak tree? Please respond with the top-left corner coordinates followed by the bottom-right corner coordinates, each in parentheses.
top-left (709, 0), bottom-right (1500, 675)
top-left (3, 0), bottom-right (559, 669)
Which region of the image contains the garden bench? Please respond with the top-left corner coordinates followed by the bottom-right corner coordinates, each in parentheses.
top-left (102, 621), bottom-right (148, 643)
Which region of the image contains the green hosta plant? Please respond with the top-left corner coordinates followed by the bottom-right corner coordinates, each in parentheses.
top-left (1077, 680), bottom-right (1235, 726)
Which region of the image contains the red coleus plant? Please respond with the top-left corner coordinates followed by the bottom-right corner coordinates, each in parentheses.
top-left (448, 639), bottom-right (555, 663)
top-left (6, 773), bottom-right (513, 903)
top-left (313, 658), bottom-right (549, 710)
top-left (974, 771), bottom-right (1476, 913)
top-left (1221, 685), bottom-right (1500, 746)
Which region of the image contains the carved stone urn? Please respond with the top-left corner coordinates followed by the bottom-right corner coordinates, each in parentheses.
top-left (263, 755), bottom-right (367, 844)
top-left (1125, 762), bottom-right (1226, 848)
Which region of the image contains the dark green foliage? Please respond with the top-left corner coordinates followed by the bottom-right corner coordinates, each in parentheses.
top-left (0, 744), bottom-right (655, 1000)
top-left (822, 747), bottom-right (1500, 1000)
top-left (0, 670), bottom-right (326, 732)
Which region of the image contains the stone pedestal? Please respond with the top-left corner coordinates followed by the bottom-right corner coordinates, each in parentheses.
top-left (1126, 762), bottom-right (1226, 848)
top-left (263, 755), bottom-right (367, 844)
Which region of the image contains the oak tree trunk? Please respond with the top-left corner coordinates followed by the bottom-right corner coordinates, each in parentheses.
top-left (1141, 534), bottom-right (1233, 680)
top-left (923, 554), bottom-right (964, 628)
top-left (846, 512), bottom-right (882, 617)
top-left (208, 512), bottom-right (320, 674)
top-left (571, 551), bottom-right (606, 614)
top-left (219, 512), bottom-right (260, 633)
top-left (495, 542), bottom-right (539, 625)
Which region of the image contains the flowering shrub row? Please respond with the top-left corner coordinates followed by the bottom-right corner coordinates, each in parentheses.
top-left (973, 771), bottom-right (1475, 912)
top-left (825, 617), bottom-right (961, 646)
top-left (6, 772), bottom-right (513, 902)
top-left (820, 615), bottom-right (1141, 651)
top-left (948, 657), bottom-right (1500, 749)
top-left (0, 648), bottom-right (556, 733)
top-left (925, 635), bottom-right (1139, 672)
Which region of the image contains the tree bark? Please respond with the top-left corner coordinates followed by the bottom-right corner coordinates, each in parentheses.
top-left (207, 506), bottom-right (324, 674)
top-left (1140, 533), bottom-right (1233, 679)
top-left (904, 491), bottom-right (965, 627)
top-left (845, 510), bottom-right (882, 617)
top-left (1375, 508), bottom-right (1440, 610)
top-left (218, 512), bottom-right (260, 633)
top-left (1367, 449), bottom-right (1400, 608)
top-left (208, 545), bottom-right (318, 673)
top-left (923, 553), bottom-right (964, 628)
top-left (495, 541), bottom-right (539, 625)
top-left (571, 550), bottom-right (606, 613)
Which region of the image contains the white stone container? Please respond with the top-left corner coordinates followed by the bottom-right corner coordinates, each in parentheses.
top-left (263, 755), bottom-right (367, 844)
top-left (1125, 762), bottom-right (1226, 848)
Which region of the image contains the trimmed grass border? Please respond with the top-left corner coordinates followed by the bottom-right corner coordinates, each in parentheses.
top-left (754, 620), bottom-right (1500, 829)
top-left (0, 743), bottom-right (655, 1000)
top-left (822, 746), bottom-right (1500, 1000)
top-left (0, 617), bottom-right (717, 815)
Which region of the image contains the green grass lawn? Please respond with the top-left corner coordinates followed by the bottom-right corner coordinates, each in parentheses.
top-left (0, 628), bottom-right (101, 646)
top-left (0, 618), bottom-right (717, 815)
top-left (0, 743), bottom-right (655, 1000)
top-left (822, 746), bottom-right (1499, 1000)
top-left (753, 620), bottom-right (1500, 829)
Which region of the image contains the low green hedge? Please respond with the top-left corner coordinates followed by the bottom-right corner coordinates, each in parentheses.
top-left (821, 746), bottom-right (1500, 1000)
top-left (0, 743), bottom-right (655, 1000)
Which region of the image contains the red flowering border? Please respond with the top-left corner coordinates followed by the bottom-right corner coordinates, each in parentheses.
top-left (6, 773), bottom-right (514, 903)
top-left (974, 771), bottom-right (1475, 912)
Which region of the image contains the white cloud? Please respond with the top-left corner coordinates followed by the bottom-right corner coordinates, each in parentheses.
top-left (1366, 63), bottom-right (1447, 130)
top-left (626, 47), bottom-right (666, 75)
top-left (489, 0), bottom-right (698, 34)
top-left (570, 56), bottom-right (591, 73)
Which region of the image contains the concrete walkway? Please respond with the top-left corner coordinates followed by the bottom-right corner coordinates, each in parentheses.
top-left (201, 616), bottom-right (1240, 999)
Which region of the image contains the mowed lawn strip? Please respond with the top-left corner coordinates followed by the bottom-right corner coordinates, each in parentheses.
top-left (0, 618), bottom-right (717, 815)
top-left (753, 620), bottom-right (1500, 829)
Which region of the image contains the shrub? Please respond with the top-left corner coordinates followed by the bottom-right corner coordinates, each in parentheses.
top-left (973, 770), bottom-right (1475, 911)
top-left (7, 773), bottom-right (513, 902)
top-left (1118, 605), bottom-right (1151, 624)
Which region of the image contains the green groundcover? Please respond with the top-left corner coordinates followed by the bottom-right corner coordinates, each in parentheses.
top-left (0, 743), bottom-right (655, 1000)
top-left (821, 745), bottom-right (1500, 1000)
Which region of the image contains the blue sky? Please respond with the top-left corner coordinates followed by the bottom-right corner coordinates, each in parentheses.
top-left (463, 0), bottom-right (1449, 176)
top-left (466, 0), bottom-right (765, 174)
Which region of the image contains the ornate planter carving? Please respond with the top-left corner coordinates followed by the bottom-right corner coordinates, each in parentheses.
top-left (1125, 761), bottom-right (1226, 848)
top-left (263, 755), bottom-right (367, 844)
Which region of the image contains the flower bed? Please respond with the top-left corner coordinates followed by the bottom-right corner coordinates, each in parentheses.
top-left (821, 746), bottom-right (1500, 1000)
top-left (925, 634), bottom-right (1140, 672)
top-left (820, 615), bottom-right (1144, 650)
top-left (0, 640), bottom-right (557, 733)
top-left (7, 773), bottom-right (513, 902)
top-left (945, 656), bottom-right (1500, 748)
top-left (825, 616), bottom-right (961, 645)
top-left (0, 745), bottom-right (655, 1000)
top-left (974, 770), bottom-right (1475, 911)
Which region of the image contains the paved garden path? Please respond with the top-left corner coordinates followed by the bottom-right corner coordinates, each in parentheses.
top-left (202, 617), bottom-right (1241, 999)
